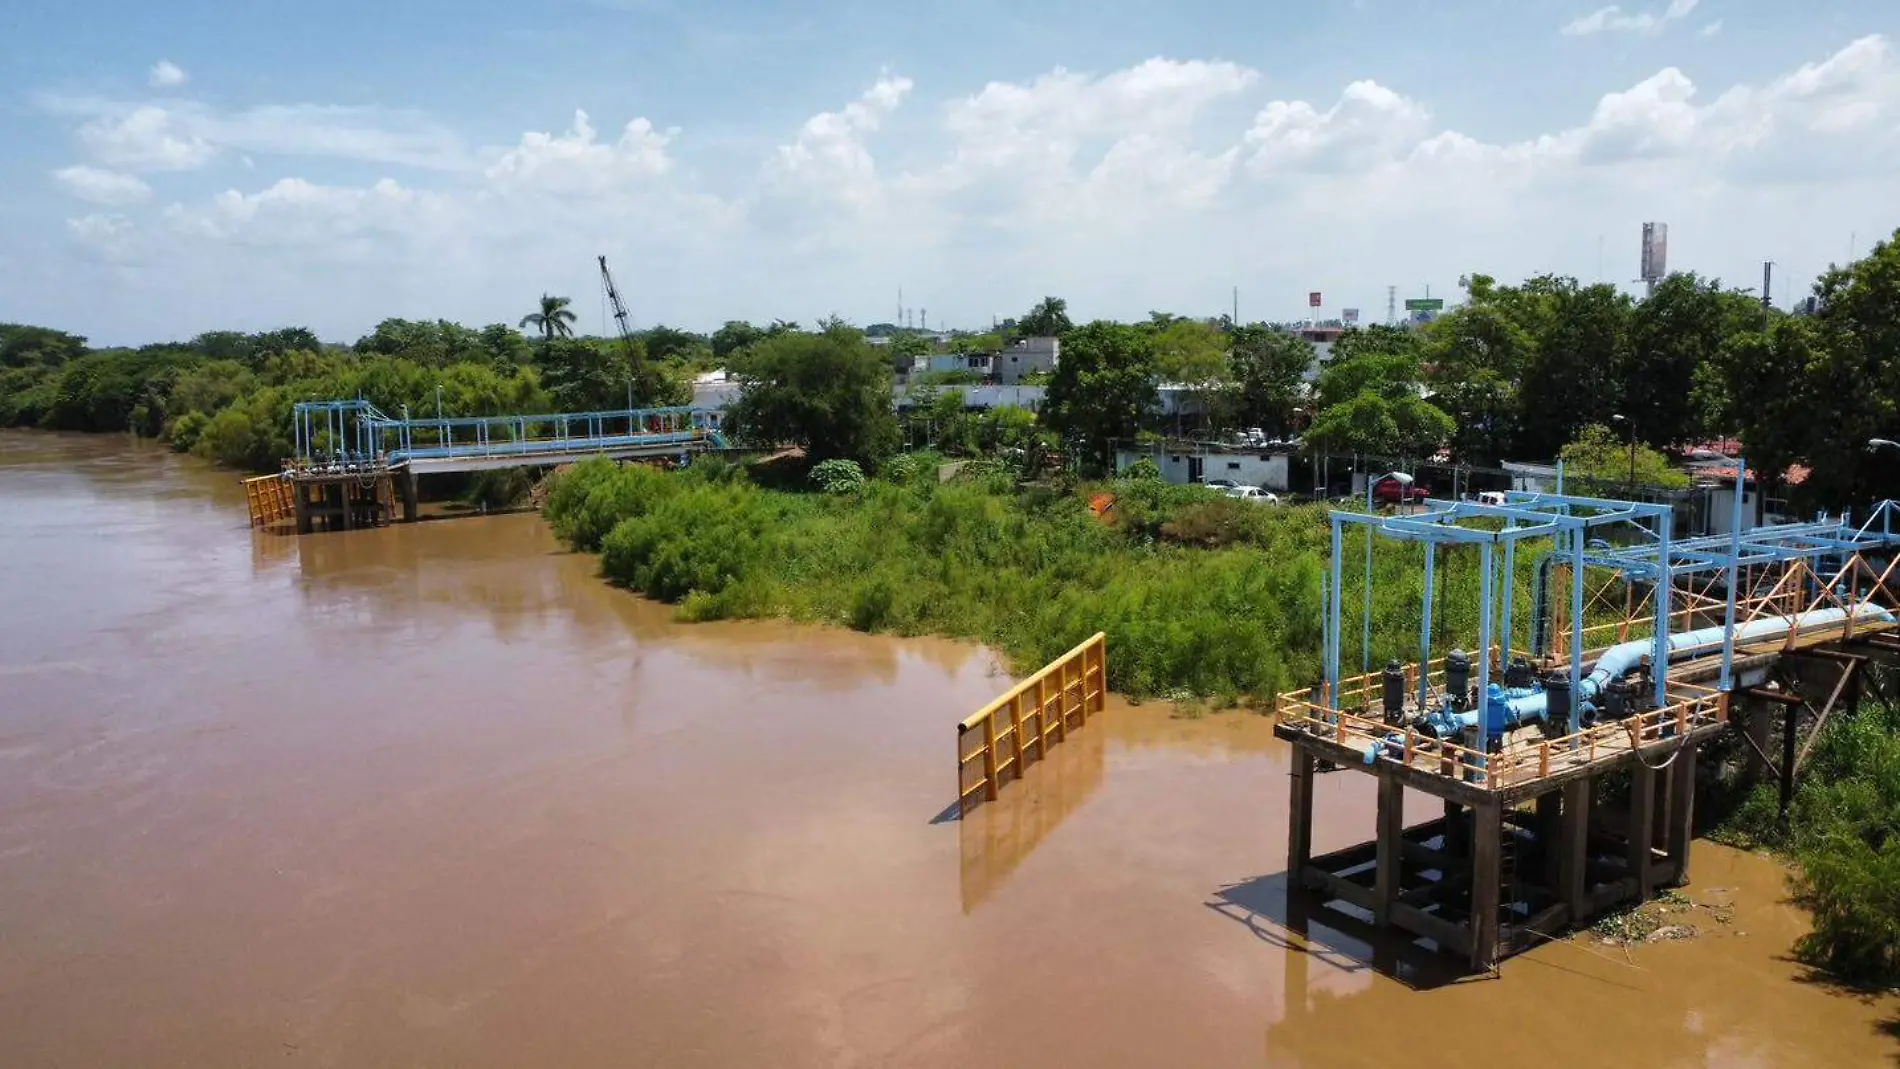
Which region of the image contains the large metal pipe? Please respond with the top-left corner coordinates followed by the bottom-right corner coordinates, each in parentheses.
top-left (1418, 603), bottom-right (1893, 740)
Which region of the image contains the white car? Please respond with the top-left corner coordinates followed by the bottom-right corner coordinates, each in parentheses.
top-left (1223, 485), bottom-right (1279, 504)
top-left (1202, 478), bottom-right (1237, 491)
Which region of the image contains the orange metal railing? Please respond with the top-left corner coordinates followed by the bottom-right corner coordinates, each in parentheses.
top-left (244, 475), bottom-right (296, 532)
top-left (958, 633), bottom-right (1107, 814)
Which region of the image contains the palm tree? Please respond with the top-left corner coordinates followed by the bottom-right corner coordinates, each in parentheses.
top-left (519, 294), bottom-right (578, 341)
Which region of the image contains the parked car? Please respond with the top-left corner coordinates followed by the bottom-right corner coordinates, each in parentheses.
top-left (1202, 478), bottom-right (1237, 491)
top-left (1372, 473), bottom-right (1430, 504)
top-left (1223, 485), bottom-right (1280, 504)
top-left (1476, 490), bottom-right (1507, 506)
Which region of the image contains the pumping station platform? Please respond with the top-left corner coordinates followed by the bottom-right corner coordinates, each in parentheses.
top-left (246, 399), bottom-right (732, 534)
top-left (1275, 477), bottom-right (1900, 971)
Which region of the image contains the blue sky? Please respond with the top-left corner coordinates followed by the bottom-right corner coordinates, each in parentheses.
top-left (3, 0), bottom-right (1897, 344)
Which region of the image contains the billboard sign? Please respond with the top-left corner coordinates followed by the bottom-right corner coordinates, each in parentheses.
top-left (1308, 291), bottom-right (1322, 308)
top-left (1342, 307), bottom-right (1360, 324)
top-left (1404, 298), bottom-right (1444, 311)
top-left (1641, 222), bottom-right (1668, 281)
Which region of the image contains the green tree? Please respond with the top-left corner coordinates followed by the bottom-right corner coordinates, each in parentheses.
top-left (0, 324), bottom-right (87, 368)
top-left (711, 320), bottom-right (766, 361)
top-left (641, 324), bottom-right (708, 365)
top-left (1558, 423), bottom-right (1689, 491)
top-left (1016, 296), bottom-right (1073, 338)
top-left (1515, 279), bottom-right (1632, 459)
top-left (519, 294), bottom-right (578, 341)
top-left (1228, 325), bottom-right (1312, 434)
top-left (1306, 332), bottom-right (1453, 457)
top-left (478, 323), bottom-right (533, 370)
top-left (1621, 273), bottom-right (1759, 448)
top-left (889, 332), bottom-right (931, 373)
top-left (726, 322), bottom-right (898, 464)
top-left (1423, 292), bottom-right (1535, 464)
top-left (536, 337), bottom-right (626, 411)
top-left (1044, 321), bottom-right (1158, 469)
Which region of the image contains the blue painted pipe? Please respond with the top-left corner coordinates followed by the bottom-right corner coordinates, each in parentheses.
top-left (1412, 603), bottom-right (1893, 744)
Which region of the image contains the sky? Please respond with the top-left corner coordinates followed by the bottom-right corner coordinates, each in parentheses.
top-left (2, 0), bottom-right (1897, 346)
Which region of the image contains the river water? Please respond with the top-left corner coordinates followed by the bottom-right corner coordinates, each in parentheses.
top-left (0, 430), bottom-right (1893, 1068)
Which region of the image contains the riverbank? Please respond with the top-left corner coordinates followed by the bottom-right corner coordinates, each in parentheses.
top-left (2, 429), bottom-right (1896, 1067)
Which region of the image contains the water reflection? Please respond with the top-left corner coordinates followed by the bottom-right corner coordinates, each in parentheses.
top-left (278, 511), bottom-right (990, 691)
top-left (958, 724), bottom-right (1107, 913)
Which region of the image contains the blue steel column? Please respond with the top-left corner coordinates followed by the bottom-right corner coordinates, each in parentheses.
top-left (1327, 516), bottom-right (1344, 712)
top-left (1419, 541), bottom-right (1436, 706)
top-left (1720, 463), bottom-right (1746, 691)
top-left (1654, 507), bottom-right (1674, 709)
top-left (1362, 483), bottom-right (1374, 673)
top-left (1569, 524), bottom-right (1585, 735)
top-left (1500, 531), bottom-right (1517, 663)
top-left (1330, 516), bottom-right (1345, 710)
top-left (1476, 540), bottom-right (1496, 746)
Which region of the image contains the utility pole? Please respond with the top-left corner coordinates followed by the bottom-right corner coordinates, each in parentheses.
top-left (1232, 286), bottom-right (1239, 326)
top-left (1762, 262), bottom-right (1774, 311)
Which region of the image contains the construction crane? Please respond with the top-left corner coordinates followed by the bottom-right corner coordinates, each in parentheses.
top-left (598, 255), bottom-right (645, 412)
top-left (599, 255), bottom-right (676, 410)
top-left (598, 255), bottom-right (636, 352)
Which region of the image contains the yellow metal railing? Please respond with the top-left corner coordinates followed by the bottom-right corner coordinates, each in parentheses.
top-left (958, 633), bottom-right (1107, 814)
top-left (244, 475), bottom-right (295, 532)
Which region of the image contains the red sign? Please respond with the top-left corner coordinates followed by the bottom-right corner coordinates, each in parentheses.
top-left (1308, 291), bottom-right (1322, 307)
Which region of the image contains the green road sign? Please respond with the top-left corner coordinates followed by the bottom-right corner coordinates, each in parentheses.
top-left (1404, 298), bottom-right (1445, 311)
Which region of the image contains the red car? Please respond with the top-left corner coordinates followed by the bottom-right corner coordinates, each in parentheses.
top-left (1372, 474), bottom-right (1430, 504)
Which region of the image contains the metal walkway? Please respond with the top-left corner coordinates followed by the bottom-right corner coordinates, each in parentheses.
top-left (288, 399), bottom-right (732, 475)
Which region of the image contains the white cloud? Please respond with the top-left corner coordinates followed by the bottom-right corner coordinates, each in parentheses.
top-left (52, 164), bottom-right (153, 205)
top-left (1700, 19), bottom-right (1724, 38)
top-left (78, 105), bottom-right (217, 170)
top-left (768, 74), bottom-right (912, 205)
top-left (485, 110), bottom-right (676, 192)
top-left (1245, 79), bottom-right (1433, 173)
top-left (148, 60), bottom-right (188, 88)
top-left (48, 96), bottom-right (475, 173)
top-left (23, 36), bottom-right (1900, 343)
top-left (1562, 0), bottom-right (1699, 37)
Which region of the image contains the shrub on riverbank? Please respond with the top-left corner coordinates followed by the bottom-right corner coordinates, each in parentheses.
top-left (543, 457), bottom-right (1534, 702)
top-left (1711, 696), bottom-right (1900, 988)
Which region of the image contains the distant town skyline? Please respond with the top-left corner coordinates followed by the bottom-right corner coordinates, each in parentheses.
top-left (2, 0), bottom-right (1896, 345)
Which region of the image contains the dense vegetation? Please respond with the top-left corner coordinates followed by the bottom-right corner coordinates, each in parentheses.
top-left (543, 454), bottom-right (1545, 702)
top-left (1717, 694), bottom-right (1900, 987)
top-left (0, 315), bottom-right (714, 480)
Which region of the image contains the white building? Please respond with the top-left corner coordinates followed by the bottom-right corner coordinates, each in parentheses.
top-left (1114, 441), bottom-right (1294, 492)
top-left (996, 337), bottom-right (1059, 384)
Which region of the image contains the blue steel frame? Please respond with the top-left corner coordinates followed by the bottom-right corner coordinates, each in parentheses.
top-left (292, 400), bottom-right (729, 467)
top-left (1321, 460), bottom-right (1900, 734)
top-left (1323, 465), bottom-right (1676, 737)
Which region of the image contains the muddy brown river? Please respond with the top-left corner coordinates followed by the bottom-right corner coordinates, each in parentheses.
top-left (1, 430), bottom-right (1895, 1067)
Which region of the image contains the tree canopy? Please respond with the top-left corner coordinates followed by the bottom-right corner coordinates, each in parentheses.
top-left (519, 294), bottom-right (577, 341)
top-left (1016, 296), bottom-right (1073, 338)
top-left (1044, 321), bottom-right (1158, 467)
top-left (726, 321), bottom-right (898, 464)
top-left (1305, 326), bottom-right (1453, 458)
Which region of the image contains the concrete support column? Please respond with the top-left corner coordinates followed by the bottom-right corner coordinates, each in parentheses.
top-left (1559, 780), bottom-right (1590, 921)
top-left (1288, 748), bottom-right (1315, 887)
top-left (401, 469), bottom-right (419, 523)
top-left (1374, 773), bottom-right (1403, 927)
top-left (1627, 761), bottom-right (1656, 903)
top-left (1470, 799), bottom-right (1503, 971)
top-left (1664, 744), bottom-right (1698, 887)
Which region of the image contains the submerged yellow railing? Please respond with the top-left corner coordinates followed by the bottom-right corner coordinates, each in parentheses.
top-left (958, 632), bottom-right (1107, 814)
